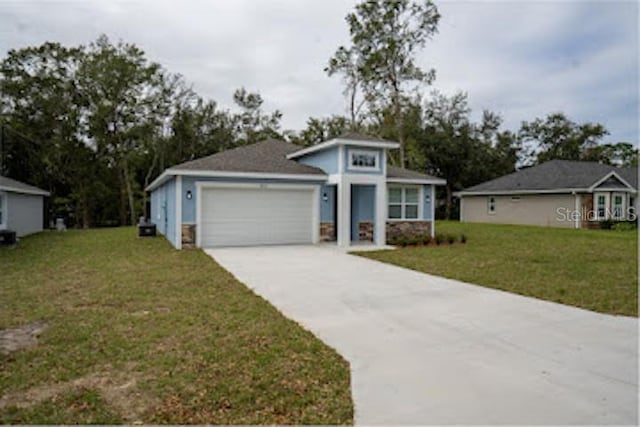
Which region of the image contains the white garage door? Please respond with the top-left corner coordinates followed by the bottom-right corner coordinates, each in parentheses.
top-left (199, 185), bottom-right (316, 247)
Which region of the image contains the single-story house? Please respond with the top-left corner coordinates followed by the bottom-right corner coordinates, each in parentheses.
top-left (0, 175), bottom-right (50, 236)
top-left (146, 134), bottom-right (446, 249)
top-left (456, 160), bottom-right (638, 228)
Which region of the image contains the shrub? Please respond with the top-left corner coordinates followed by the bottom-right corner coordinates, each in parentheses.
top-left (399, 236), bottom-right (409, 247)
top-left (410, 236), bottom-right (422, 246)
top-left (446, 234), bottom-right (456, 244)
top-left (613, 221), bottom-right (638, 231)
top-left (434, 234), bottom-right (444, 245)
top-left (460, 233), bottom-right (467, 244)
top-left (599, 219), bottom-right (615, 230)
top-left (422, 234), bottom-right (432, 245)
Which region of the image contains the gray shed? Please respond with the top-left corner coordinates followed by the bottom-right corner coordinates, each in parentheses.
top-left (0, 176), bottom-right (49, 236)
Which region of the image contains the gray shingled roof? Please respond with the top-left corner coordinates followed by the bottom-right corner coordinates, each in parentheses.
top-left (0, 175), bottom-right (49, 196)
top-left (387, 166), bottom-right (445, 182)
top-left (173, 139), bottom-right (326, 176)
top-left (167, 138), bottom-right (445, 184)
top-left (459, 160), bottom-right (638, 194)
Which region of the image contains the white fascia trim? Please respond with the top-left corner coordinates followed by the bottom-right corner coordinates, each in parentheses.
top-left (145, 170), bottom-right (175, 192)
top-left (195, 182), bottom-right (319, 191)
top-left (387, 178), bottom-right (446, 185)
top-left (287, 138), bottom-right (400, 159)
top-left (146, 169), bottom-right (327, 192)
top-left (455, 188), bottom-right (590, 197)
top-left (588, 171), bottom-right (636, 192)
top-left (172, 169), bottom-right (326, 181)
top-left (0, 186), bottom-right (50, 196)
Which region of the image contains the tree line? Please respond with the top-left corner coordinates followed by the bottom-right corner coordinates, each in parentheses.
top-left (0, 0), bottom-right (636, 226)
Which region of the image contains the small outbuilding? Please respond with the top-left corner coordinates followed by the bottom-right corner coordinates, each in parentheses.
top-left (0, 175), bottom-right (49, 236)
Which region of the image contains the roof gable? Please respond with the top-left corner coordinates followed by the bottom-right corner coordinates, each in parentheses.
top-left (287, 134), bottom-right (400, 159)
top-left (0, 176), bottom-right (50, 196)
top-left (593, 174), bottom-right (629, 190)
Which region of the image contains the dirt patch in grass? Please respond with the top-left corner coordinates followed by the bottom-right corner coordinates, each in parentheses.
top-left (0, 366), bottom-right (156, 422)
top-left (0, 321), bottom-right (48, 355)
top-left (0, 228), bottom-right (353, 424)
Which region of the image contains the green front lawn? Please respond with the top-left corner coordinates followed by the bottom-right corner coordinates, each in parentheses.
top-left (0, 228), bottom-right (353, 424)
top-left (358, 221), bottom-right (638, 317)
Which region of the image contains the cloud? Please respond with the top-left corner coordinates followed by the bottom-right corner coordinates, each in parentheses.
top-left (0, 0), bottom-right (637, 144)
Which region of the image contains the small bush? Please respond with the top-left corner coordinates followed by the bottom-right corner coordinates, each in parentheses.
top-left (613, 221), bottom-right (638, 231)
top-left (434, 234), bottom-right (444, 245)
top-left (460, 233), bottom-right (467, 244)
top-left (446, 234), bottom-right (456, 244)
top-left (399, 236), bottom-right (409, 247)
top-left (599, 219), bottom-right (615, 230)
top-left (422, 234), bottom-right (432, 245)
top-left (409, 236), bottom-right (422, 246)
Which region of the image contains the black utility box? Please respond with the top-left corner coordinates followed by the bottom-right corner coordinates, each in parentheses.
top-left (138, 223), bottom-right (157, 237)
top-left (0, 230), bottom-right (17, 246)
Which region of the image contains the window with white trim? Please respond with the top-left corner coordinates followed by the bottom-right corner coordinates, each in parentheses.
top-left (0, 192), bottom-right (6, 229)
top-left (613, 193), bottom-right (624, 219)
top-left (595, 193), bottom-right (607, 219)
top-left (388, 187), bottom-right (419, 220)
top-left (487, 196), bottom-right (496, 214)
top-left (348, 149), bottom-right (380, 171)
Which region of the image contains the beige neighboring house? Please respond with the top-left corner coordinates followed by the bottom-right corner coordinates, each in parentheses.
top-left (456, 160), bottom-right (638, 229)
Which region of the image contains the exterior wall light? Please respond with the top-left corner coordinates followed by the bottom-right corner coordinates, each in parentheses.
top-left (322, 192), bottom-right (329, 202)
top-left (425, 194), bottom-right (431, 202)
top-left (186, 190), bottom-right (193, 200)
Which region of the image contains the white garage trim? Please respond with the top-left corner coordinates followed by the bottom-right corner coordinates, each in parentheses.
top-left (195, 182), bottom-right (319, 248)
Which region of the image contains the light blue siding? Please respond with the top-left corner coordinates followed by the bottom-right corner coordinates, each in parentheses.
top-left (423, 184), bottom-right (434, 220)
top-left (344, 145), bottom-right (384, 175)
top-left (297, 147), bottom-right (339, 174)
top-left (351, 184), bottom-right (375, 241)
top-left (320, 184), bottom-right (336, 223)
top-left (181, 176), bottom-right (324, 224)
top-left (150, 177), bottom-right (178, 248)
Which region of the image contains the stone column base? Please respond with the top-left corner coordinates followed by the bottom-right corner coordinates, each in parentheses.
top-left (182, 224), bottom-right (196, 248)
top-left (358, 222), bottom-right (374, 241)
top-left (320, 222), bottom-right (336, 242)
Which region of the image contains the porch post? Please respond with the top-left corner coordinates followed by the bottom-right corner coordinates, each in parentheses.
top-left (375, 182), bottom-right (386, 246)
top-left (337, 179), bottom-right (351, 247)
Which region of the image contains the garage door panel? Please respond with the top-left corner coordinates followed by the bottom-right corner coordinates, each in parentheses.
top-left (200, 186), bottom-right (314, 247)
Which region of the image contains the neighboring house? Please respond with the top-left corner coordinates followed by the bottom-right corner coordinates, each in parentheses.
top-left (147, 134), bottom-right (445, 249)
top-left (457, 160), bottom-right (638, 229)
top-left (0, 175), bottom-right (50, 236)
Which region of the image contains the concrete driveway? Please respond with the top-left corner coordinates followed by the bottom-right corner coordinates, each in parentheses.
top-left (206, 245), bottom-right (638, 425)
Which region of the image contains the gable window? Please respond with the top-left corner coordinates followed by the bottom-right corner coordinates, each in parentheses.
top-left (0, 192), bottom-right (6, 229)
top-left (595, 193), bottom-right (608, 220)
top-left (348, 149), bottom-right (380, 171)
top-left (487, 197), bottom-right (496, 214)
top-left (388, 187), bottom-right (419, 220)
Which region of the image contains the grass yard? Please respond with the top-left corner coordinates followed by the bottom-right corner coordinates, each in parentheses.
top-left (0, 228), bottom-right (353, 424)
top-left (358, 221), bottom-right (638, 317)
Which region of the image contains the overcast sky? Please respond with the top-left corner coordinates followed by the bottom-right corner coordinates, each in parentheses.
top-left (1, 0), bottom-right (638, 144)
